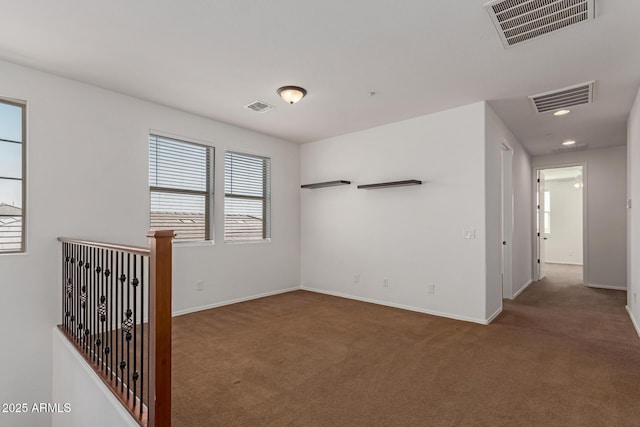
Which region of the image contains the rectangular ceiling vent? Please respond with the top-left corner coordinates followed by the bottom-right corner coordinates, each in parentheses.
top-left (484, 0), bottom-right (595, 47)
top-left (244, 101), bottom-right (274, 113)
top-left (529, 81), bottom-right (595, 113)
top-left (552, 144), bottom-right (589, 154)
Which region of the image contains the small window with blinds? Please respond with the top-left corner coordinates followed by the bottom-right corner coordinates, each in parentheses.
top-left (149, 135), bottom-right (213, 241)
top-left (224, 151), bottom-right (271, 242)
top-left (0, 98), bottom-right (26, 254)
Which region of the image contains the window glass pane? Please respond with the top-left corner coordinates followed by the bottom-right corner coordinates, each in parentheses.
top-left (0, 178), bottom-right (22, 209)
top-left (0, 179), bottom-right (22, 252)
top-left (0, 141), bottom-right (22, 179)
top-left (225, 152), bottom-right (265, 197)
top-left (0, 100), bottom-right (24, 253)
top-left (224, 151), bottom-right (271, 241)
top-left (149, 135), bottom-right (208, 192)
top-left (149, 134), bottom-right (213, 242)
top-left (150, 192), bottom-right (206, 240)
top-left (544, 191), bottom-right (551, 212)
top-left (0, 213), bottom-right (21, 251)
top-left (225, 197), bottom-right (264, 241)
top-left (0, 102), bottom-right (22, 142)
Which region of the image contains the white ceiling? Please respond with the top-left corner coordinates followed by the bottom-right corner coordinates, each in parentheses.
top-left (0, 1), bottom-right (638, 156)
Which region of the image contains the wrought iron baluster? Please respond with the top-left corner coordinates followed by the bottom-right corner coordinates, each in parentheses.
top-left (99, 248), bottom-right (104, 368)
top-left (79, 245), bottom-right (85, 351)
top-left (108, 250), bottom-right (114, 382)
top-left (132, 255), bottom-right (137, 407)
top-left (90, 246), bottom-right (95, 363)
top-left (120, 251), bottom-right (126, 394)
top-left (126, 252), bottom-right (131, 400)
top-left (86, 247), bottom-right (92, 358)
top-left (140, 255), bottom-right (145, 415)
top-left (115, 251), bottom-right (120, 388)
top-left (96, 248), bottom-right (104, 369)
top-left (71, 244), bottom-right (77, 342)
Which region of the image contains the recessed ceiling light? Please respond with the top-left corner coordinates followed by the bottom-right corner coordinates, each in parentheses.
top-left (554, 109), bottom-right (571, 116)
top-left (562, 140), bottom-right (576, 146)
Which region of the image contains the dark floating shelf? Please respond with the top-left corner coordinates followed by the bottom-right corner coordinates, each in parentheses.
top-left (301, 180), bottom-right (351, 189)
top-left (357, 179), bottom-right (422, 189)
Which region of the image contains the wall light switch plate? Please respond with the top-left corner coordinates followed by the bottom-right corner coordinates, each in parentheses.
top-left (464, 228), bottom-right (476, 239)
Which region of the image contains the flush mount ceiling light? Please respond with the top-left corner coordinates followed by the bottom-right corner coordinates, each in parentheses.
top-left (554, 109), bottom-right (571, 116)
top-left (562, 140), bottom-right (577, 146)
top-left (277, 86), bottom-right (307, 104)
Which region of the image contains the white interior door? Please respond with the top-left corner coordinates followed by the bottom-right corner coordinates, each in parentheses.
top-left (501, 144), bottom-right (513, 298)
top-left (537, 170), bottom-right (547, 280)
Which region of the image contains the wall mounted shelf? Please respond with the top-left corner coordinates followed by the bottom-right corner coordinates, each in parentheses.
top-left (357, 180), bottom-right (422, 189)
top-left (301, 180), bottom-right (351, 189)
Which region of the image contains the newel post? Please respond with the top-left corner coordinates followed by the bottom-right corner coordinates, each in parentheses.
top-left (147, 230), bottom-right (175, 427)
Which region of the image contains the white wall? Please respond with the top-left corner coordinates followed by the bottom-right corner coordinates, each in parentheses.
top-left (628, 88), bottom-right (640, 335)
top-left (52, 328), bottom-right (139, 427)
top-left (0, 58), bottom-right (300, 427)
top-left (512, 138), bottom-right (534, 296)
top-left (544, 179), bottom-right (583, 265)
top-left (485, 105), bottom-right (533, 302)
top-left (533, 146), bottom-right (627, 289)
top-left (300, 103), bottom-right (491, 323)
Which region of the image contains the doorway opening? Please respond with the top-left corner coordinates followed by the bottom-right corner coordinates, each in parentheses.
top-left (535, 165), bottom-right (585, 285)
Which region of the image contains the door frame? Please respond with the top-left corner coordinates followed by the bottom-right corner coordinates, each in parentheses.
top-left (532, 162), bottom-right (588, 285)
top-left (501, 142), bottom-right (514, 299)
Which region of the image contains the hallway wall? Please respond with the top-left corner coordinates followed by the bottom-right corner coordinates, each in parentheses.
top-left (533, 146), bottom-right (627, 290)
top-left (628, 87), bottom-right (640, 334)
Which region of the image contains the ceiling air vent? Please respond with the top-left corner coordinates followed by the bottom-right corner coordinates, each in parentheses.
top-left (529, 81), bottom-right (595, 114)
top-left (552, 144), bottom-right (589, 154)
top-left (244, 101), bottom-right (274, 113)
top-left (484, 0), bottom-right (595, 47)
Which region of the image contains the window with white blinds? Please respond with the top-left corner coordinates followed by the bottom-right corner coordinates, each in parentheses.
top-left (149, 135), bottom-right (213, 241)
top-left (224, 151), bottom-right (271, 242)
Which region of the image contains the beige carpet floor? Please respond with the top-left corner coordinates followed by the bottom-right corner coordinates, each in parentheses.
top-left (171, 264), bottom-right (640, 426)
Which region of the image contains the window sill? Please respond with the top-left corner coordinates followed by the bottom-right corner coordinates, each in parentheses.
top-left (173, 240), bottom-right (215, 248)
top-left (0, 251), bottom-right (28, 257)
top-left (224, 238), bottom-right (271, 245)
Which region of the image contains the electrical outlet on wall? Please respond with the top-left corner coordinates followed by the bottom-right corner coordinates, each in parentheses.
top-left (383, 278), bottom-right (389, 287)
top-left (354, 274), bottom-right (360, 284)
top-left (427, 283), bottom-right (435, 294)
top-left (464, 228), bottom-right (476, 239)
top-left (196, 280), bottom-right (204, 291)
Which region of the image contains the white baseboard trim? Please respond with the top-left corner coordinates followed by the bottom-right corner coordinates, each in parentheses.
top-left (172, 287), bottom-right (300, 317)
top-left (586, 284), bottom-right (627, 291)
top-left (626, 306), bottom-right (640, 338)
top-left (301, 286), bottom-right (491, 325)
top-left (545, 261), bottom-right (583, 266)
top-left (512, 279), bottom-right (533, 299)
top-left (486, 306), bottom-right (503, 324)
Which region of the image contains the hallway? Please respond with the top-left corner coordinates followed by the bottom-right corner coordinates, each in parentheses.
top-left (494, 262), bottom-right (640, 425)
top-left (499, 263), bottom-right (631, 340)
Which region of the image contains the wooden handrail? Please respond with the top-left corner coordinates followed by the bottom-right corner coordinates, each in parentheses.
top-left (57, 237), bottom-right (150, 256)
top-left (147, 230), bottom-right (174, 427)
